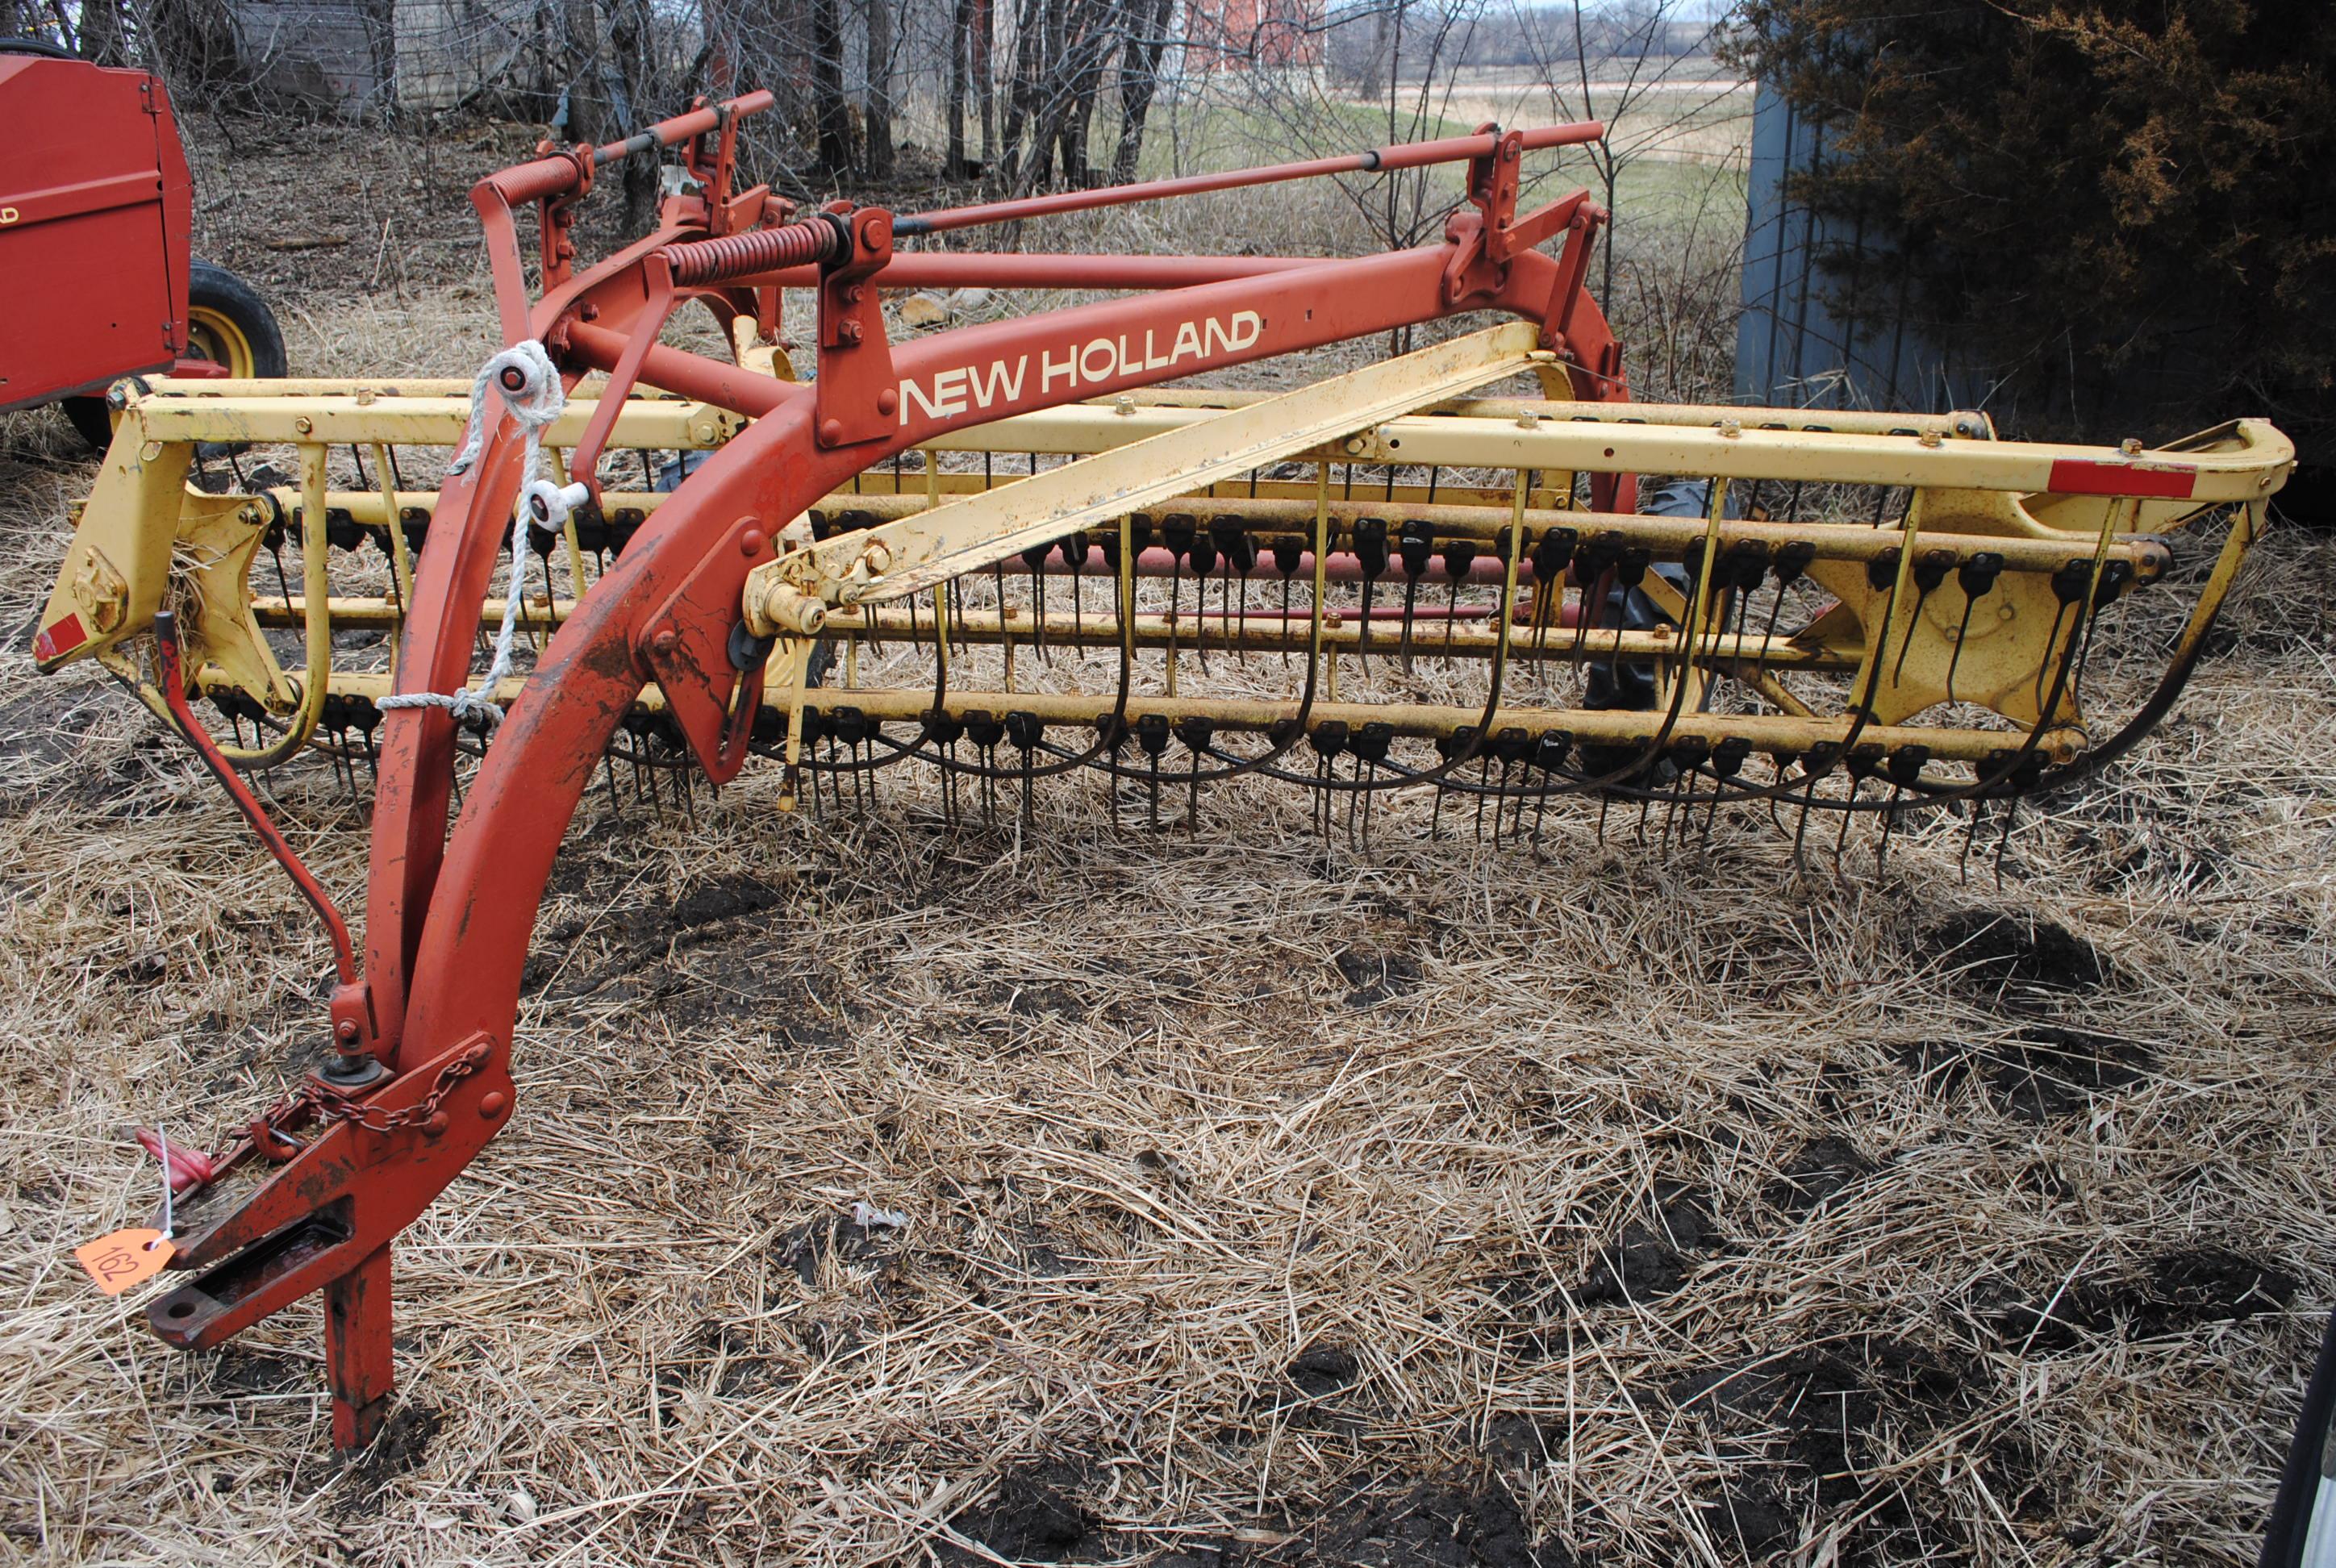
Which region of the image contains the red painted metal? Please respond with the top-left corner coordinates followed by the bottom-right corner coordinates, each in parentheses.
top-left (140, 119), bottom-right (1634, 1448)
top-left (0, 54), bottom-right (193, 412)
top-left (2046, 457), bottom-right (2197, 499)
top-left (133, 1128), bottom-right (220, 1194)
top-left (893, 120), bottom-right (1604, 236)
top-left (153, 612), bottom-right (357, 986)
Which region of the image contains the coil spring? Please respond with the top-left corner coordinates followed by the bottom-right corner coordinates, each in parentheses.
top-left (663, 219), bottom-right (844, 287)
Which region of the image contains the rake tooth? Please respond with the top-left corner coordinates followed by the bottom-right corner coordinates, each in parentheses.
top-left (1020, 542), bottom-right (1053, 660)
top-left (1529, 731), bottom-right (1570, 851)
top-left (992, 561), bottom-right (1012, 684)
top-left (1271, 535), bottom-right (1303, 667)
top-left (1892, 548), bottom-right (1958, 686)
top-left (1162, 515), bottom-right (1198, 681)
top-left (1007, 711), bottom-right (1043, 824)
top-left (1875, 744), bottom-right (1929, 874)
top-left (1993, 794), bottom-right (2021, 885)
top-left (1431, 729), bottom-right (1470, 839)
top-left (1396, 521), bottom-right (1432, 673)
top-left (1789, 743), bottom-right (1840, 877)
top-left (1352, 519), bottom-right (1388, 674)
top-left (1529, 527), bottom-right (1578, 654)
top-left (1308, 721), bottom-right (1348, 844)
top-left (1439, 539), bottom-right (1477, 663)
top-left (1350, 723), bottom-right (1391, 850)
top-left (1703, 736), bottom-right (1750, 839)
top-left (1960, 765), bottom-right (2005, 884)
top-left (1834, 777), bottom-right (1862, 869)
top-left (1942, 551), bottom-right (2004, 703)
top-left (967, 711), bottom-right (1004, 827)
top-left (1567, 531), bottom-right (1620, 671)
top-left (1211, 518), bottom-right (1252, 661)
top-left (1187, 524), bottom-right (1218, 675)
top-left (1170, 715), bottom-right (1212, 835)
top-left (1752, 540), bottom-right (1815, 694)
top-left (1137, 714), bottom-right (1170, 831)
top-left (1066, 531), bottom-right (1091, 654)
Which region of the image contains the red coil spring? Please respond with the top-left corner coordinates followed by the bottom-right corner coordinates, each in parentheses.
top-left (664, 219), bottom-right (843, 286)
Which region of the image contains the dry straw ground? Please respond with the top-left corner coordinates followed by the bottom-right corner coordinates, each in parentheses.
top-left (1, 123), bottom-right (2333, 1568)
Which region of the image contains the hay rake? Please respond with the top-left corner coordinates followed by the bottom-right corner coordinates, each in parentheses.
top-left (31, 92), bottom-right (2292, 1449)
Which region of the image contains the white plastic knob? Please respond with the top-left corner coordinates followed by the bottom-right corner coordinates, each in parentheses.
top-left (527, 479), bottom-right (591, 528)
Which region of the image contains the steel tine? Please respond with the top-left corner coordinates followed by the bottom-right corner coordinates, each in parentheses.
top-left (1166, 560), bottom-right (1181, 681)
top-left (1959, 799), bottom-right (1985, 883)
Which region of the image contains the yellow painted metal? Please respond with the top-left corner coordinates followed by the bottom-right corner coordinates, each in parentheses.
top-left (28, 354), bottom-right (2295, 794)
top-left (749, 322), bottom-right (1550, 627)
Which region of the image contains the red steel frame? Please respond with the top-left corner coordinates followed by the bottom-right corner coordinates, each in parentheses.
top-left (142, 94), bottom-right (1633, 1449)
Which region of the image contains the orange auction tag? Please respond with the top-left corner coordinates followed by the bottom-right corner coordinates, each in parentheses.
top-left (74, 1228), bottom-right (174, 1295)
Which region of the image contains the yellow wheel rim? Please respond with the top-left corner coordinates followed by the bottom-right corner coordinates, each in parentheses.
top-left (186, 305), bottom-right (257, 378)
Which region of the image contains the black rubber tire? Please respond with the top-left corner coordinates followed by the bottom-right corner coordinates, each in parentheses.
top-left (185, 261), bottom-right (288, 380)
top-left (0, 35), bottom-right (77, 57)
top-left (62, 396), bottom-right (115, 449)
top-left (2257, 1303), bottom-right (2336, 1567)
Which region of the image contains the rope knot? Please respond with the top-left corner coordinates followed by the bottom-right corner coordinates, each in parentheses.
top-left (448, 340), bottom-right (565, 477)
top-left (381, 339), bottom-right (578, 731)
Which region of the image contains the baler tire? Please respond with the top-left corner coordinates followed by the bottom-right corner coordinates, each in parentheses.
top-left (185, 261), bottom-right (288, 382)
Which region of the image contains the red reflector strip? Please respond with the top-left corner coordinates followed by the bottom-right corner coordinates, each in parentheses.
top-left (2046, 458), bottom-right (2197, 499)
top-left (31, 613), bottom-right (89, 664)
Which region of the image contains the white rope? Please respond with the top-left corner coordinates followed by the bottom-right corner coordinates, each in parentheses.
top-left (380, 341), bottom-right (588, 731)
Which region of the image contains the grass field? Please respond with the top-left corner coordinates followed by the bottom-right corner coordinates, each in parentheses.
top-left (0, 109), bottom-right (2328, 1568)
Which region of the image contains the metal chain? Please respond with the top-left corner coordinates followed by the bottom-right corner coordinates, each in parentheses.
top-left (307, 1044), bottom-right (491, 1136)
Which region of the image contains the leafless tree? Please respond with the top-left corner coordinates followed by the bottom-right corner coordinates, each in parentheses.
top-left (1500, 0), bottom-right (1737, 297)
top-left (861, 0), bottom-right (894, 178)
top-left (1109, 0), bottom-right (1174, 181)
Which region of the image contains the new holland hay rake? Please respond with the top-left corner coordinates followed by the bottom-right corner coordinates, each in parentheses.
top-left (31, 91), bottom-right (2292, 1449)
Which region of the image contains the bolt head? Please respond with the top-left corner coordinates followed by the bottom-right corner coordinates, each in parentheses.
top-left (741, 528), bottom-right (767, 557)
top-left (293, 417), bottom-right (315, 435)
top-left (336, 1018), bottom-right (360, 1041)
top-left (820, 418), bottom-right (845, 444)
top-left (499, 366), bottom-right (529, 392)
top-left (424, 1111), bottom-right (450, 1137)
top-left (877, 390), bottom-right (898, 416)
top-left (480, 1091), bottom-right (509, 1120)
top-left (651, 628), bottom-right (678, 656)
